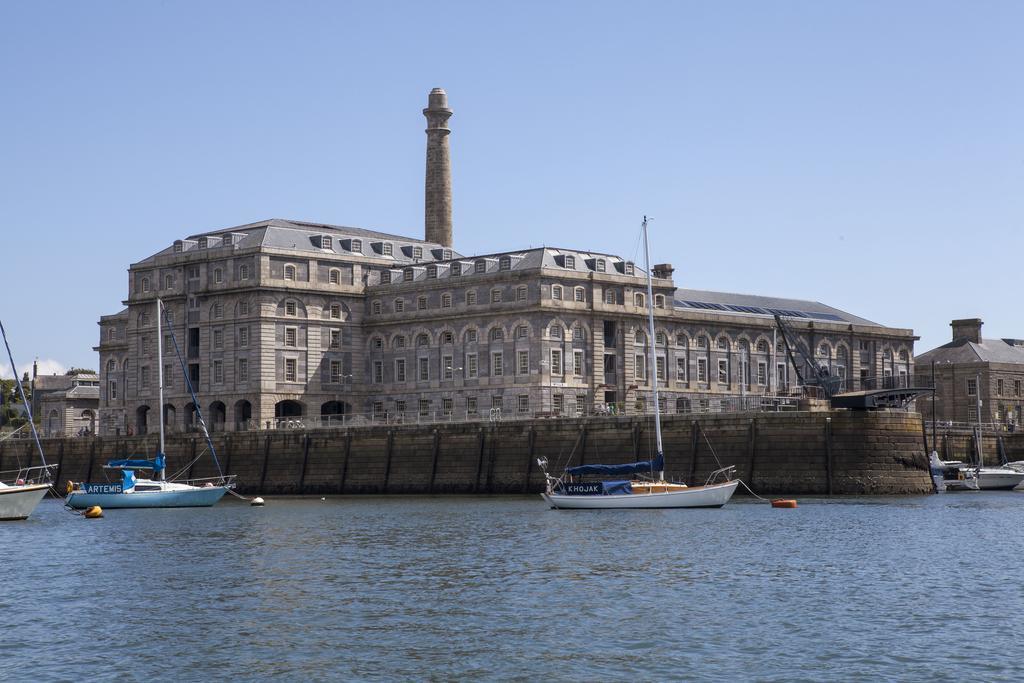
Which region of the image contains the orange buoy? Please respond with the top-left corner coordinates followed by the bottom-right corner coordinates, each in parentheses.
top-left (771, 499), bottom-right (798, 508)
top-left (84, 505), bottom-right (104, 519)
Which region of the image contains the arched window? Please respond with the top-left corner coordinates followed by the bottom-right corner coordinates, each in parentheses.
top-left (329, 269), bottom-right (341, 285)
top-left (717, 337), bottom-right (729, 350)
top-left (284, 264), bottom-right (296, 281)
top-left (552, 285), bottom-right (563, 301)
top-left (656, 332), bottom-right (666, 346)
top-left (756, 340), bottom-right (769, 354)
top-left (634, 292), bottom-right (645, 308)
top-left (573, 287), bottom-right (585, 302)
top-left (819, 343), bottom-right (831, 357)
top-left (393, 335), bottom-right (406, 349)
top-left (141, 277), bottom-right (150, 293)
top-left (635, 330), bottom-right (646, 345)
top-left (676, 334), bottom-right (688, 347)
top-left (464, 329), bottom-right (478, 344)
top-left (441, 331), bottom-right (454, 344)
top-left (239, 264), bottom-right (249, 280)
top-left (106, 359), bottom-right (116, 374)
top-left (516, 325), bottom-right (529, 339)
top-left (416, 333), bottom-right (430, 347)
top-left (164, 274), bottom-right (174, 290)
top-left (394, 299), bottom-right (405, 313)
top-left (490, 328), bottom-right (504, 342)
top-left (655, 294), bottom-right (665, 309)
top-left (213, 268), bottom-right (223, 284)
top-left (550, 325), bottom-right (563, 340)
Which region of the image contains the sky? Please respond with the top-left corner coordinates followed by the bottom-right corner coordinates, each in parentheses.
top-left (1, 0), bottom-right (1021, 378)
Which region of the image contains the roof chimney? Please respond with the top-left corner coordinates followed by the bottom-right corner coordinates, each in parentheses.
top-left (423, 88), bottom-right (453, 247)
top-left (951, 318), bottom-right (983, 344)
top-left (652, 263), bottom-right (674, 280)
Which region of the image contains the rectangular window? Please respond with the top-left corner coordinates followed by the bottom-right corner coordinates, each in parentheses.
top-left (330, 304), bottom-right (341, 319)
top-left (553, 394), bottom-right (564, 415)
top-left (574, 288), bottom-right (585, 302)
top-left (635, 354), bottom-right (646, 380)
top-left (967, 378), bottom-right (978, 396)
top-left (491, 395), bottom-right (503, 411)
top-left (491, 289), bottom-right (502, 303)
top-left (382, 243), bottom-right (393, 256)
top-left (238, 358), bottom-right (248, 382)
top-left (451, 262), bottom-right (462, 276)
top-left (576, 393), bottom-right (587, 416)
top-left (285, 327), bottom-right (297, 347)
top-left (213, 329), bottom-right (223, 349)
top-left (442, 398), bottom-right (453, 416)
top-left (239, 327), bottom-right (249, 347)
top-left (109, 380), bottom-right (117, 400)
top-left (466, 291), bottom-right (477, 305)
top-left (516, 286), bottom-right (527, 302)
top-left (189, 363), bottom-right (200, 384)
top-left (676, 357), bottom-right (687, 382)
top-left (395, 299), bottom-right (405, 313)
top-left (697, 358), bottom-right (708, 383)
top-left (718, 359), bottom-right (728, 384)
top-left (395, 400), bottom-right (406, 416)
top-left (380, 271), bottom-right (391, 284)
top-left (998, 379), bottom-right (1004, 396)
top-left (574, 350), bottom-right (584, 376)
top-left (213, 303), bottom-right (223, 319)
top-left (466, 353), bottom-right (478, 378)
top-left (518, 350), bottom-right (529, 376)
top-left (141, 366), bottom-right (150, 388)
top-left (213, 360), bottom-right (223, 384)
top-left (757, 361), bottom-right (767, 386)
top-left (330, 329), bottom-right (340, 348)
top-left (492, 352), bottom-right (504, 377)
top-left (330, 360), bottom-right (341, 383)
top-left (285, 358), bottom-right (297, 382)
top-left (777, 363), bottom-right (787, 388)
top-left (373, 361), bottom-right (383, 384)
top-left (1016, 380), bottom-right (1022, 397)
top-left (467, 397), bottom-right (477, 415)
top-left (372, 301), bottom-right (382, 315)
top-left (239, 265), bottom-right (249, 281)
top-left (443, 355), bottom-right (454, 380)
top-left (239, 300), bottom-right (250, 315)
top-left (656, 356), bottom-right (665, 381)
top-left (395, 359), bottom-right (406, 382)
top-left (419, 357), bottom-right (430, 382)
top-left (418, 296), bottom-right (427, 310)
top-left (968, 407), bottom-right (978, 422)
top-left (442, 294), bottom-right (452, 308)
top-left (518, 395), bottom-right (529, 414)
top-left (285, 301), bottom-right (296, 316)
top-left (419, 399), bottom-right (430, 417)
top-left (550, 349), bottom-right (562, 376)
top-left (187, 265), bottom-right (200, 280)
top-left (164, 364), bottom-right (173, 388)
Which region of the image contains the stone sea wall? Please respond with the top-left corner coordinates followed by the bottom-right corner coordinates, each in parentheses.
top-left (0, 411), bottom-right (951, 496)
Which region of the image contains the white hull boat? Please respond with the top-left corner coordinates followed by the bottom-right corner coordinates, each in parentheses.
top-left (543, 479), bottom-right (739, 509)
top-left (66, 478), bottom-right (229, 509)
top-left (975, 468), bottom-right (1024, 491)
top-left (0, 482), bottom-right (51, 521)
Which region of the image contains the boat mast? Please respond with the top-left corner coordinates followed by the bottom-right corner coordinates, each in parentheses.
top-left (156, 298), bottom-right (165, 480)
top-left (0, 319), bottom-right (47, 468)
top-left (642, 217), bottom-right (664, 480)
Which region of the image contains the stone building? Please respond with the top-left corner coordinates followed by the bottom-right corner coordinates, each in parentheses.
top-left (32, 371), bottom-right (99, 437)
top-left (915, 318), bottom-right (1024, 429)
top-left (94, 89), bottom-right (917, 436)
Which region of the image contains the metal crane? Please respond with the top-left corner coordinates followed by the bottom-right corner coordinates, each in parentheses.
top-left (773, 313), bottom-right (843, 398)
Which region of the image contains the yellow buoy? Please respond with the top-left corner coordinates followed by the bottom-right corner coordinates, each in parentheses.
top-left (84, 505), bottom-right (104, 519)
top-left (771, 499), bottom-right (798, 508)
top-left (65, 480), bottom-right (74, 495)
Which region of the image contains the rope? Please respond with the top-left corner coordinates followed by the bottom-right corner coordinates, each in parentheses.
top-left (736, 478), bottom-right (770, 502)
top-left (167, 447), bottom-right (209, 481)
top-left (225, 487), bottom-right (253, 502)
top-left (699, 423), bottom-right (726, 470)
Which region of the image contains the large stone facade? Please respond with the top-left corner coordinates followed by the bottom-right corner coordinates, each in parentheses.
top-left (93, 89), bottom-right (917, 436)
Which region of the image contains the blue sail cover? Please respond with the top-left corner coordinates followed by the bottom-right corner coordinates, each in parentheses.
top-left (106, 453), bottom-right (166, 472)
top-left (121, 469), bottom-right (137, 490)
top-left (565, 454), bottom-right (664, 477)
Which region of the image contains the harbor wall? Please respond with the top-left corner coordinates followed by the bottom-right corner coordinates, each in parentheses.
top-left (0, 411), bottom-right (957, 496)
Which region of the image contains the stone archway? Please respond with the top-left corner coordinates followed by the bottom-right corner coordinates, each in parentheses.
top-left (209, 401), bottom-right (227, 432)
top-left (320, 400), bottom-right (351, 427)
top-left (234, 400), bottom-right (252, 431)
top-left (47, 409), bottom-right (61, 437)
top-left (163, 404), bottom-right (176, 433)
top-left (81, 409), bottom-right (96, 435)
top-left (275, 400), bottom-right (304, 427)
top-left (136, 405), bottom-right (150, 436)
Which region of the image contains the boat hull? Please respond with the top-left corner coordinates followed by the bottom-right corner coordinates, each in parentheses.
top-left (543, 480), bottom-right (739, 509)
top-left (976, 469), bottom-right (1024, 491)
top-left (0, 484), bottom-right (50, 520)
top-left (66, 486), bottom-right (228, 509)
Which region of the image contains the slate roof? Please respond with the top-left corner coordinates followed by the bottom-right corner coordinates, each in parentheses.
top-left (916, 338), bottom-right (1024, 365)
top-left (673, 288), bottom-right (882, 327)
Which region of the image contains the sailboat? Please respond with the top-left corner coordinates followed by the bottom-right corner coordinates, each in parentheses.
top-left (0, 319), bottom-right (57, 520)
top-left (65, 299), bottom-right (235, 509)
top-left (540, 218), bottom-right (740, 509)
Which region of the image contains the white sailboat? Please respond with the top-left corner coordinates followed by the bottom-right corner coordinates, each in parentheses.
top-left (540, 218), bottom-right (740, 509)
top-left (66, 299), bottom-right (235, 509)
top-left (0, 319), bottom-right (56, 520)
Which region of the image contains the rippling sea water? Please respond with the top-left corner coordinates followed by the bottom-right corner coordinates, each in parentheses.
top-left (4, 493), bottom-right (1024, 681)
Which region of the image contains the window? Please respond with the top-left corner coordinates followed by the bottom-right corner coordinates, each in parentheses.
top-left (443, 355), bottom-right (454, 380)
top-left (595, 259), bottom-right (606, 272)
top-left (634, 330), bottom-right (645, 346)
top-left (395, 359), bottom-right (407, 382)
top-left (441, 331), bottom-right (454, 344)
top-left (213, 268), bottom-right (223, 284)
top-left (393, 335), bottom-right (406, 349)
top-left (164, 274), bottom-right (174, 290)
top-left (819, 344), bottom-right (830, 357)
top-left (550, 325), bottom-right (562, 340)
top-left (492, 352), bottom-right (504, 376)
top-left (285, 328), bottom-right (297, 347)
top-left (656, 357), bottom-right (665, 381)
top-left (109, 380), bottom-right (117, 400)
top-left (141, 277), bottom-right (150, 293)
top-left (499, 256), bottom-right (511, 270)
top-left (574, 350), bottom-right (584, 376)
top-left (465, 329), bottom-right (478, 343)
top-left (351, 239), bottom-right (362, 253)
top-left (330, 304), bottom-right (342, 319)
top-left (382, 243), bottom-right (393, 257)
top-left (604, 289), bottom-right (616, 304)
top-left (516, 325), bottom-right (529, 339)
top-left (372, 336), bottom-right (383, 350)
top-left (418, 399), bottom-right (430, 417)
top-left (418, 296), bottom-right (427, 310)
top-left (491, 395), bottom-right (503, 411)
top-left (395, 299), bottom-right (406, 313)
top-left (467, 397), bottom-right (478, 415)
top-left (475, 259), bottom-right (486, 273)
top-left (466, 290), bottom-right (477, 305)
top-left (635, 355), bottom-right (646, 380)
top-left (717, 338), bottom-right (729, 350)
top-left (374, 401), bottom-right (386, 419)
top-left (655, 294), bottom-right (665, 309)
top-left (552, 285), bottom-right (563, 301)
top-left (213, 329), bottom-right (223, 349)
top-left (634, 292), bottom-right (644, 307)
top-left (413, 246), bottom-right (423, 260)
top-left (416, 333), bottom-right (430, 347)
top-left (107, 328), bottom-right (116, 341)
top-left (381, 271), bottom-right (392, 284)
top-left (239, 264), bottom-right (249, 281)
top-left (967, 378), bottom-right (978, 396)
top-left (285, 301), bottom-right (297, 316)
top-left (676, 357), bottom-right (687, 382)
top-left (442, 293), bottom-right (452, 308)
top-left (517, 350), bottom-right (529, 376)
top-left (213, 303), bottom-right (223, 319)
top-left (372, 301), bottom-right (382, 315)
top-left (187, 265), bottom-right (200, 280)
top-left (968, 407), bottom-right (978, 422)
top-left (1016, 380), bottom-right (1021, 397)
top-left (404, 268), bottom-right (414, 282)
top-left (550, 349), bottom-right (562, 376)
top-left (656, 332), bottom-right (666, 346)
top-left (329, 330), bottom-right (340, 348)
top-left (518, 395), bottom-right (530, 414)
top-left (718, 359), bottom-right (729, 383)
top-left (491, 289), bottom-right (502, 303)
top-left (395, 400), bottom-right (406, 416)
top-left (553, 394), bottom-right (564, 416)
top-left (285, 358), bottom-right (297, 382)
top-left (321, 236), bottom-right (333, 250)
top-left (213, 360), bottom-right (223, 384)
top-left (466, 353), bottom-right (478, 378)
top-left (757, 362), bottom-right (767, 386)
top-left (698, 336), bottom-right (708, 349)
top-left (490, 328), bottom-right (504, 342)
top-left (373, 361), bottom-right (383, 384)
top-left (239, 300), bottom-right (250, 315)
top-left (998, 379), bottom-right (1004, 396)
top-left (516, 286), bottom-right (527, 302)
top-left (238, 358), bottom-right (248, 382)
top-left (451, 262), bottom-right (462, 276)
top-left (624, 262), bottom-right (634, 276)
top-left (141, 366), bottom-right (150, 388)
top-left (574, 287), bottom-right (585, 302)
top-left (418, 357), bottom-right (429, 381)
top-left (284, 265), bottom-right (296, 280)
top-left (697, 358), bottom-right (708, 382)
top-left (564, 255), bottom-right (575, 269)
top-left (329, 269), bottom-right (340, 285)
top-left (442, 398), bottom-right (453, 416)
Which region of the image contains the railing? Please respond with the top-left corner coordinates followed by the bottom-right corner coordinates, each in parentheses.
top-left (0, 464), bottom-right (57, 486)
top-left (933, 421), bottom-right (1019, 434)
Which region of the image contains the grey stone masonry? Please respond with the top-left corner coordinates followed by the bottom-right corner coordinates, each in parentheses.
top-left (423, 88), bottom-right (453, 247)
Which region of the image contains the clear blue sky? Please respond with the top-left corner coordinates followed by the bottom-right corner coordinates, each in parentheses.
top-left (2, 0), bottom-right (1021, 377)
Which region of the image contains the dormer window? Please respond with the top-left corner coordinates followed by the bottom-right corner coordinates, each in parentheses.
top-left (427, 265), bottom-right (437, 279)
top-left (380, 270), bottom-right (392, 284)
top-left (499, 256), bottom-right (511, 270)
top-left (564, 255), bottom-right (575, 269)
top-left (442, 249), bottom-right (452, 260)
top-left (624, 262), bottom-right (635, 276)
top-left (451, 262), bottom-right (462, 276)
top-left (475, 259), bottom-right (486, 274)
top-left (403, 268), bottom-right (414, 282)
top-left (284, 265), bottom-right (296, 280)
top-left (413, 246), bottom-right (423, 260)
top-left (595, 259), bottom-right (606, 272)
top-left (351, 239), bottom-right (362, 254)
top-left (382, 243), bottom-right (393, 257)
top-left (173, 241), bottom-right (183, 253)
top-left (322, 236), bottom-right (333, 250)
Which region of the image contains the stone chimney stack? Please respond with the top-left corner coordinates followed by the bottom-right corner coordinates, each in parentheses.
top-left (652, 263), bottom-right (675, 280)
top-left (423, 88), bottom-right (453, 247)
top-left (951, 318), bottom-right (983, 344)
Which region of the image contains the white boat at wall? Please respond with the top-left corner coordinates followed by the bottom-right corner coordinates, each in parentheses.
top-left (934, 427), bottom-right (1024, 492)
top-left (65, 299), bottom-right (235, 509)
top-left (0, 319), bottom-right (57, 521)
top-left (540, 217), bottom-right (740, 510)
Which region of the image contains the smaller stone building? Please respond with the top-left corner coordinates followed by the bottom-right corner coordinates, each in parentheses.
top-left (915, 318), bottom-right (1024, 429)
top-left (33, 372), bottom-right (100, 437)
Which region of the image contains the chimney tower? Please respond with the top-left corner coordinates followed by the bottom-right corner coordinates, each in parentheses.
top-left (423, 88), bottom-right (453, 247)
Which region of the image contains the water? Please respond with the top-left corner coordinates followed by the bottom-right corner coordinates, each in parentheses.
top-left (4, 493), bottom-right (1024, 681)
